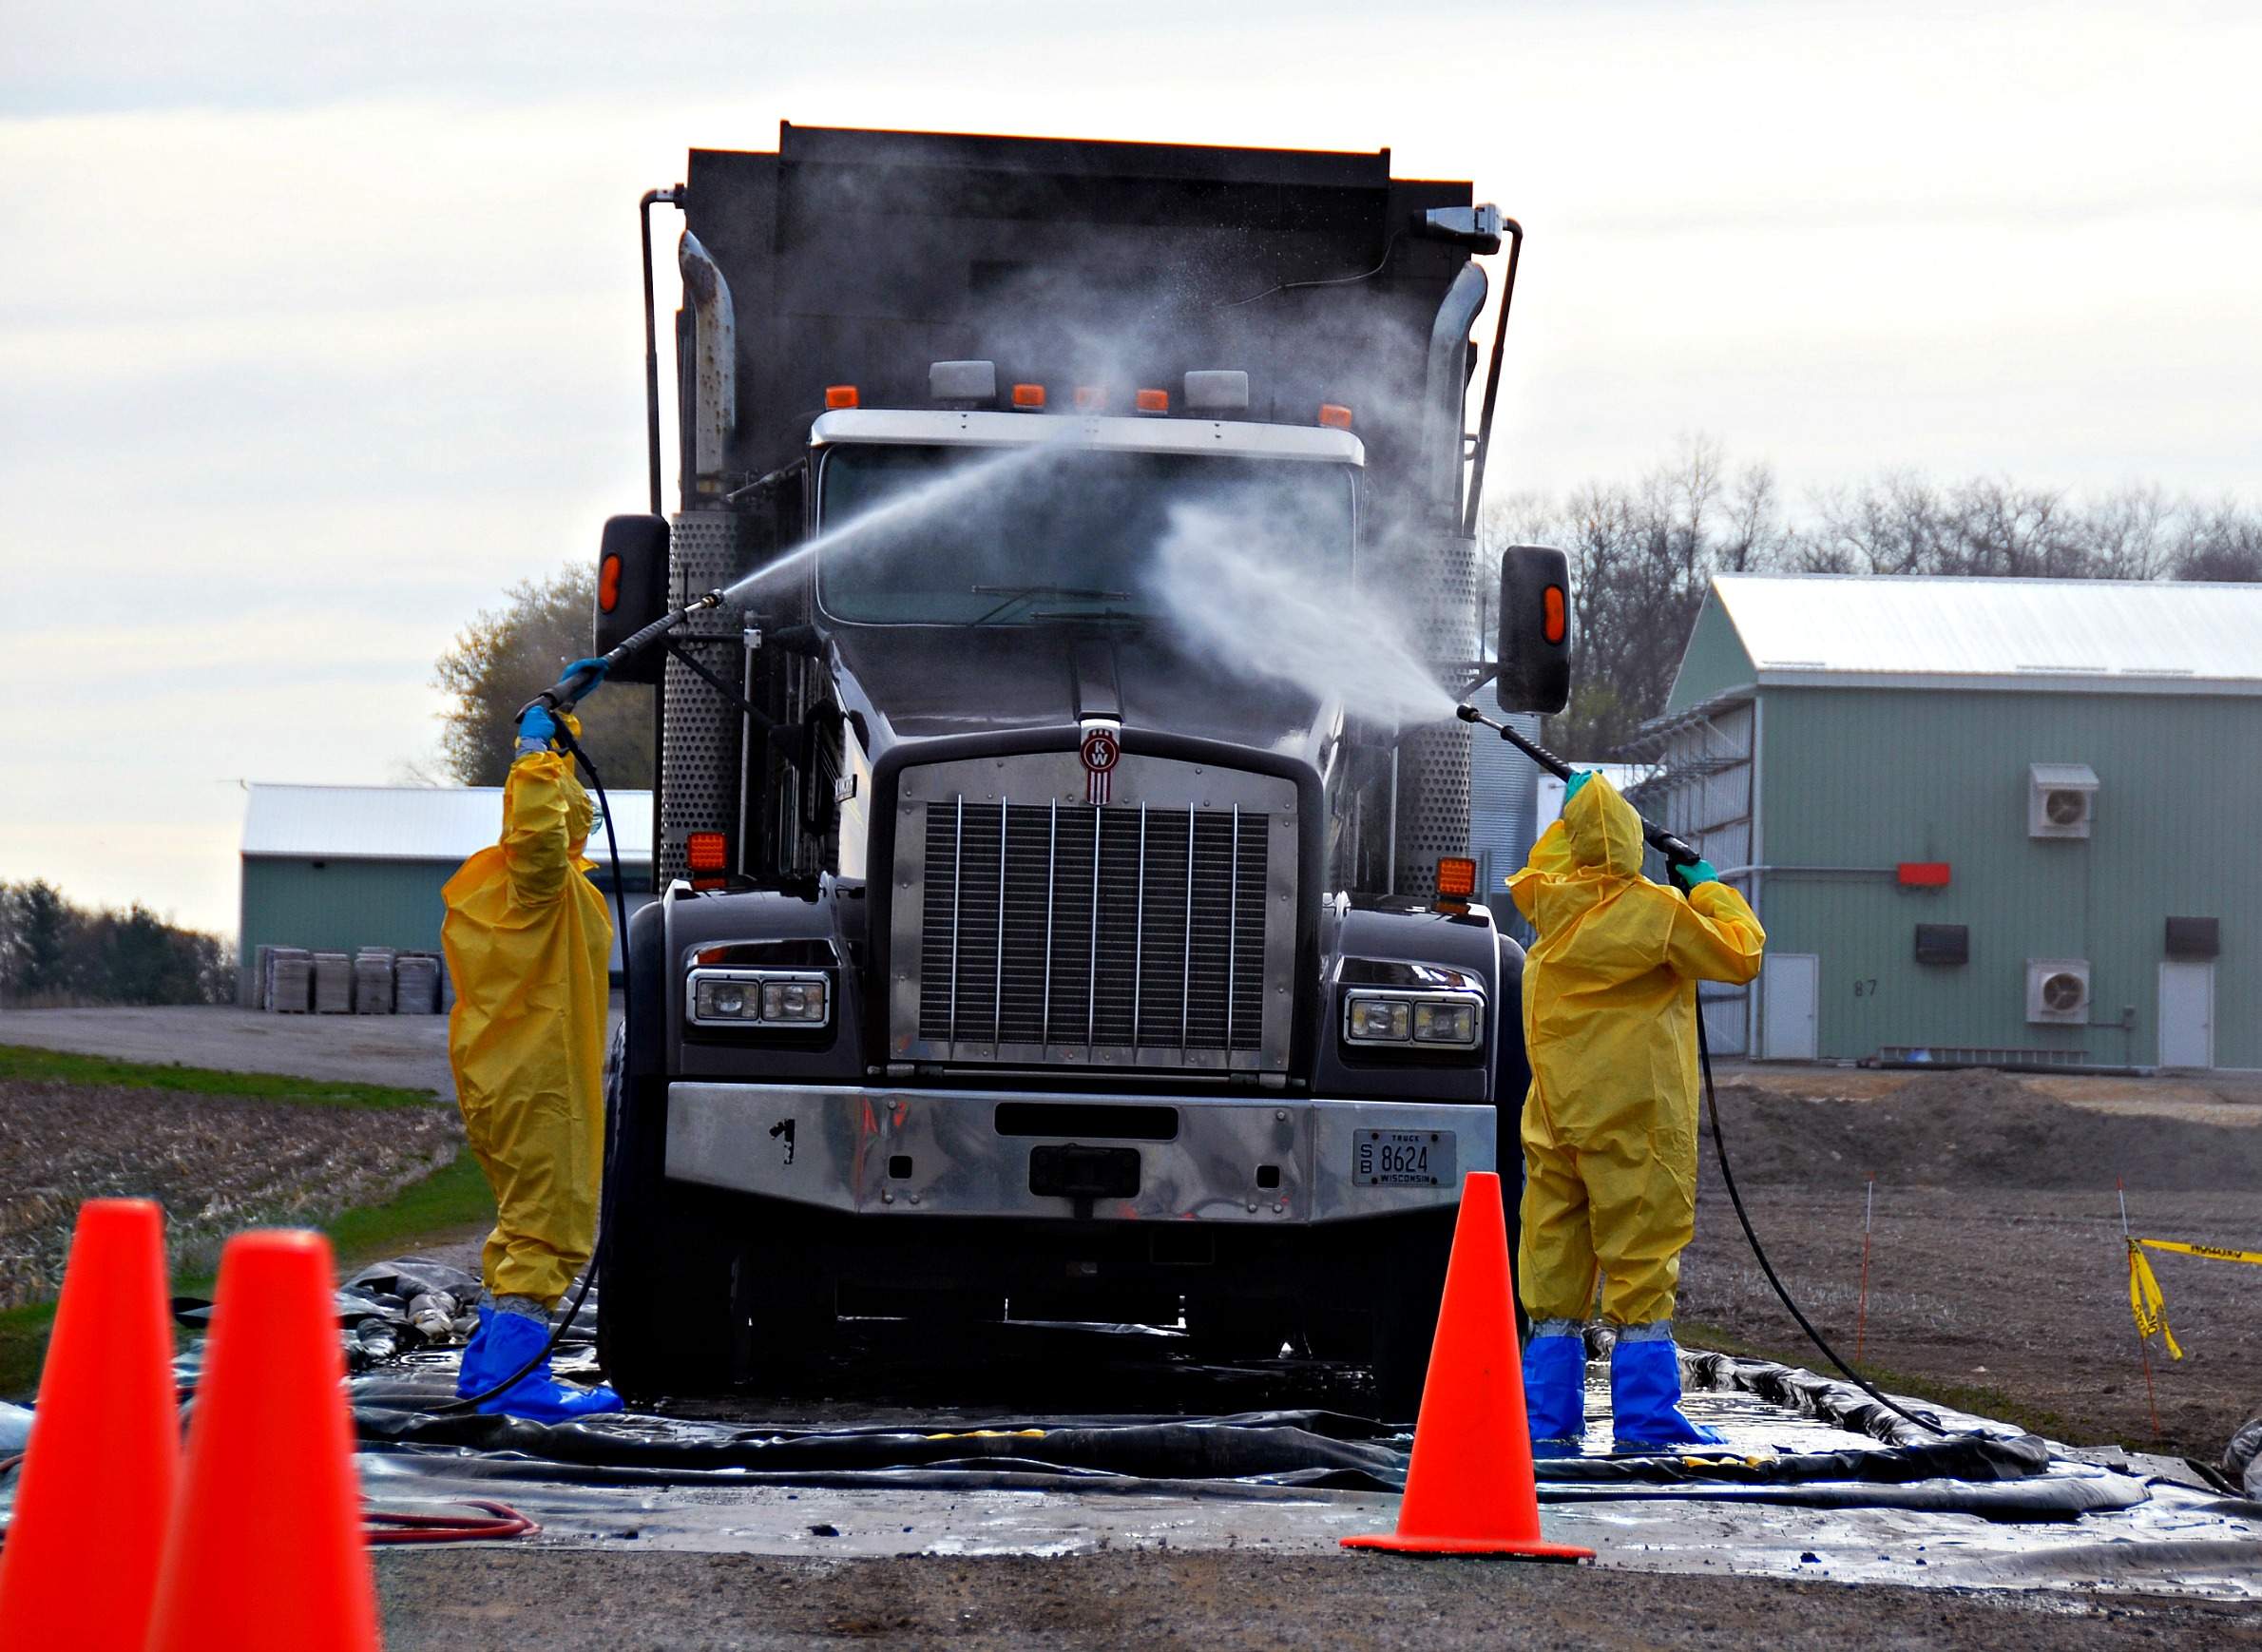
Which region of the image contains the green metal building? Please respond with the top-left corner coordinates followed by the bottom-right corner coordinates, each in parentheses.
top-left (238, 784), bottom-right (653, 1004)
top-left (1631, 575), bottom-right (2261, 1070)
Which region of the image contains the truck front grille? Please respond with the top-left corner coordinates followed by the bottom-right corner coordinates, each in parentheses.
top-left (888, 753), bottom-right (1298, 1072)
top-left (919, 800), bottom-right (1268, 1054)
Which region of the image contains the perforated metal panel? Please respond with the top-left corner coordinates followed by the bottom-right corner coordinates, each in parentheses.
top-left (1390, 532), bottom-right (1479, 895)
top-left (660, 511), bottom-right (751, 885)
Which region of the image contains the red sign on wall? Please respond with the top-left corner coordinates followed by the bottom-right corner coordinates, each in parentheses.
top-left (1897, 861), bottom-right (1952, 887)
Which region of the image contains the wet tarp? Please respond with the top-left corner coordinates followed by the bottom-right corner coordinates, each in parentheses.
top-left (13, 1256), bottom-right (2255, 1597)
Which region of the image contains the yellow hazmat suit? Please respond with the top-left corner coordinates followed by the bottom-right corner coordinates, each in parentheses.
top-left (1507, 775), bottom-right (1765, 1326)
top-left (442, 735), bottom-right (615, 1308)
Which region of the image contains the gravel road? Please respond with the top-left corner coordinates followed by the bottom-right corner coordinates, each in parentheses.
top-left (374, 1548), bottom-right (2262, 1650)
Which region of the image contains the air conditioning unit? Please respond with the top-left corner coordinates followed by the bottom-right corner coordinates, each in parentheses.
top-left (2028, 763), bottom-right (2098, 838)
top-left (2025, 958), bottom-right (2091, 1025)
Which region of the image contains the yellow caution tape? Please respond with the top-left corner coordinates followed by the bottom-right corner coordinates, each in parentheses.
top-left (2126, 1240), bottom-right (2182, 1361)
top-left (921, 1428), bottom-right (1046, 1440)
top-left (2137, 1238), bottom-right (2262, 1267)
top-left (2125, 1235), bottom-right (2262, 1360)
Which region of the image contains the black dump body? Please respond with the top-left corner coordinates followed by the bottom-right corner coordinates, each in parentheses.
top-left (678, 123), bottom-right (1476, 543)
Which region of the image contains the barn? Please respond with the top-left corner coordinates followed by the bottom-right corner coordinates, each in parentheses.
top-left (237, 784), bottom-right (653, 1005)
top-left (1630, 575), bottom-right (2261, 1069)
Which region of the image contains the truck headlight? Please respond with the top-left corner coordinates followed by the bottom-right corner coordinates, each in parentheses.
top-left (688, 968), bottom-right (832, 1030)
top-left (1342, 989), bottom-right (1483, 1050)
top-left (760, 978), bottom-right (827, 1024)
top-left (1413, 1000), bottom-right (1478, 1046)
top-left (1346, 995), bottom-right (1412, 1043)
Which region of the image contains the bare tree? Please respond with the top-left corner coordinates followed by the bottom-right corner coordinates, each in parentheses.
top-left (1487, 442), bottom-right (2258, 759)
top-left (431, 563), bottom-right (656, 788)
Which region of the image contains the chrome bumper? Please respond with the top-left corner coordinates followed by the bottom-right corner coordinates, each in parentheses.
top-left (662, 1082), bottom-right (1496, 1224)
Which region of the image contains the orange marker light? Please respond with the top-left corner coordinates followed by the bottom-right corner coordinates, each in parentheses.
top-left (1074, 386), bottom-right (1103, 411)
top-left (1436, 856), bottom-right (1478, 899)
top-left (1318, 403), bottom-right (1354, 430)
top-left (598, 553), bottom-right (622, 613)
top-left (686, 831), bottom-right (729, 874)
top-left (1543, 585), bottom-right (1566, 644)
top-left (1134, 388), bottom-right (1169, 413)
top-left (1011, 383), bottom-right (1046, 409)
top-left (824, 385), bottom-right (860, 411)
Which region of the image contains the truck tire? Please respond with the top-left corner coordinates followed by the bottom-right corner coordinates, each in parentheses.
top-left (1369, 1209), bottom-right (1457, 1422)
top-left (596, 1028), bottom-right (738, 1402)
top-left (1495, 933), bottom-right (1530, 1340)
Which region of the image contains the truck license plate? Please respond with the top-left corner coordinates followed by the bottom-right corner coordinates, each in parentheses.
top-left (1355, 1129), bottom-right (1454, 1187)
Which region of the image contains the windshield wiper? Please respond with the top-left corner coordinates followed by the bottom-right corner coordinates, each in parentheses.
top-left (966, 584), bottom-right (1131, 625)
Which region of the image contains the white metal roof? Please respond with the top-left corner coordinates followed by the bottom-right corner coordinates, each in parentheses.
top-left (241, 784), bottom-right (653, 864)
top-left (1708, 574), bottom-right (2262, 695)
top-left (811, 408), bottom-right (1366, 466)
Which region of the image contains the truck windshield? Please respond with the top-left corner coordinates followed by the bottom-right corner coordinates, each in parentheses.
top-left (815, 444), bottom-right (1355, 625)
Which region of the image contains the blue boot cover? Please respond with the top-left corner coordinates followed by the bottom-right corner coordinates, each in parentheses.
top-left (1609, 1334), bottom-right (1724, 1448)
top-left (452, 1308), bottom-right (495, 1399)
top-left (461, 1306), bottom-right (625, 1423)
top-left (1521, 1332), bottom-right (1587, 1447)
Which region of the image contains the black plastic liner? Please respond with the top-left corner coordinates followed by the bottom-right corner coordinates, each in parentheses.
top-left (347, 1375), bottom-right (2151, 1518)
top-left (302, 1258), bottom-right (2186, 1521)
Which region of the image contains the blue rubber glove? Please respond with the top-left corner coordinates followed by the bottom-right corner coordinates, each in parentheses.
top-left (1562, 770), bottom-right (1594, 801)
top-left (516, 703), bottom-right (559, 753)
top-left (557, 656), bottom-right (610, 702)
top-left (1671, 857), bottom-right (1718, 891)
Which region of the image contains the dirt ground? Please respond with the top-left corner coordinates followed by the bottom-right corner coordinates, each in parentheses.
top-left (1680, 1065), bottom-right (2262, 1460)
top-left (374, 1548), bottom-right (2262, 1650)
top-left (0, 1077), bottom-right (461, 1307)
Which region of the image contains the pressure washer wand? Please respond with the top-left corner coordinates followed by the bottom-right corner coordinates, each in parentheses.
top-left (527, 589), bottom-right (727, 716)
top-left (1453, 701), bottom-right (1701, 868)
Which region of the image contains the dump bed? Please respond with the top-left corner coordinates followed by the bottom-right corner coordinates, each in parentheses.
top-left (678, 124), bottom-right (1476, 540)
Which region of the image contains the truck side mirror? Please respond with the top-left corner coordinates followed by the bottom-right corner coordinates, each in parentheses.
top-left (590, 514), bottom-right (672, 683)
top-left (1495, 545), bottom-right (1571, 714)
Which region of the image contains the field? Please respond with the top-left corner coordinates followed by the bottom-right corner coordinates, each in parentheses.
top-left (1678, 1064), bottom-right (2262, 1462)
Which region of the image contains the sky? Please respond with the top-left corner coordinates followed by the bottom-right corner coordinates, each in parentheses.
top-left (4, 1), bottom-right (2257, 935)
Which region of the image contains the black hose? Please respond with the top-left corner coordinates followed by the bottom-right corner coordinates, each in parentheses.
top-left (1692, 988), bottom-right (1946, 1436)
top-left (437, 725), bottom-right (631, 1414)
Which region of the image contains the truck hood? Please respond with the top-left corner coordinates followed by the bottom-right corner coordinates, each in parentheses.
top-left (827, 624), bottom-right (1339, 768)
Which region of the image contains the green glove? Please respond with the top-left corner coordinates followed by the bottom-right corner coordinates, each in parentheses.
top-left (1562, 770), bottom-right (1594, 801)
top-left (1671, 857), bottom-right (1718, 891)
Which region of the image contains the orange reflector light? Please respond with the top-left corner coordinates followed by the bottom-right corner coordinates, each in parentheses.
top-left (1435, 856), bottom-right (1478, 899)
top-left (1543, 585), bottom-right (1567, 644)
top-left (1011, 382), bottom-right (1046, 409)
top-left (686, 831), bottom-right (729, 874)
top-left (824, 385), bottom-right (860, 410)
top-left (1074, 386), bottom-right (1103, 411)
top-left (598, 553), bottom-right (622, 613)
top-left (1318, 403), bottom-right (1353, 430)
top-left (1135, 388), bottom-right (1169, 413)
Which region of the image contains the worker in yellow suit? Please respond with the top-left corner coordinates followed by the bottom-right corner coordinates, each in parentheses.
top-left (1508, 770), bottom-right (1764, 1449)
top-left (441, 686), bottom-right (624, 1421)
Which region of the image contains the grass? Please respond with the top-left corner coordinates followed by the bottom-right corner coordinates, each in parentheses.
top-left (0, 1149), bottom-right (494, 1401)
top-left (0, 1044), bottom-right (440, 1110)
top-left (1679, 1315), bottom-right (2091, 1445)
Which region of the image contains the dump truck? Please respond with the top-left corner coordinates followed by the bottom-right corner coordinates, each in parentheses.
top-left (590, 125), bottom-right (1569, 1410)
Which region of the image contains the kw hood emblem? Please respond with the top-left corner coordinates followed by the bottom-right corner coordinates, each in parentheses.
top-left (1080, 720), bottom-right (1121, 806)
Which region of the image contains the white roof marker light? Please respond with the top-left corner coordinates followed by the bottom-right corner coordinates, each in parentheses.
top-left (1183, 370), bottom-right (1250, 413)
top-left (929, 359), bottom-right (998, 401)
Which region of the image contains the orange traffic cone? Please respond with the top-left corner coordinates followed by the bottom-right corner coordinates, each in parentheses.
top-left (144, 1229), bottom-right (380, 1652)
top-left (0, 1199), bottom-right (179, 1650)
top-left (1342, 1171), bottom-right (1594, 1560)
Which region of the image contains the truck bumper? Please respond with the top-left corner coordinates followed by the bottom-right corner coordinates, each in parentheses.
top-left (663, 1083), bottom-right (1496, 1225)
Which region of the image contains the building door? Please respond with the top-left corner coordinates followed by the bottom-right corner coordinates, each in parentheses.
top-left (1760, 953), bottom-right (1819, 1061)
top-left (2157, 961), bottom-right (2214, 1069)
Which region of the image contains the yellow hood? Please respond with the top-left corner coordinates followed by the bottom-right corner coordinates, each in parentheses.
top-left (1563, 774), bottom-right (1646, 877)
